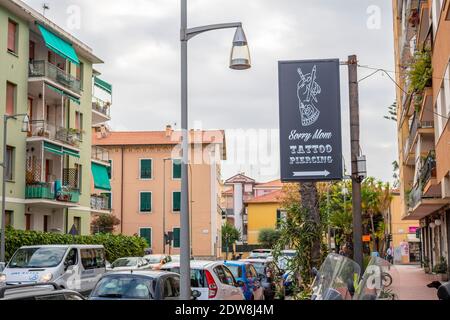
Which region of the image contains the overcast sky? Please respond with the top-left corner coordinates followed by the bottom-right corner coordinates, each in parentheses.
top-left (24, 0), bottom-right (398, 183)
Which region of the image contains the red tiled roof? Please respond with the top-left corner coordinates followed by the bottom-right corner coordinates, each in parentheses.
top-left (245, 190), bottom-right (283, 204)
top-left (255, 179), bottom-right (283, 188)
top-left (93, 130), bottom-right (225, 146)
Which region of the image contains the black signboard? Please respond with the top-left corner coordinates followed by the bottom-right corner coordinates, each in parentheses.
top-left (279, 59), bottom-right (343, 181)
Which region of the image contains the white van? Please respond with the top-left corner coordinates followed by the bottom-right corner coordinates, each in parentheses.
top-left (0, 245), bottom-right (106, 295)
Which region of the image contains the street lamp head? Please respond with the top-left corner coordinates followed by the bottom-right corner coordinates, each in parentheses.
top-left (230, 26), bottom-right (251, 70)
top-left (21, 115), bottom-right (30, 133)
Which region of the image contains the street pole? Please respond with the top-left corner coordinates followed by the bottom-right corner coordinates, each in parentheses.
top-left (348, 55), bottom-right (363, 269)
top-left (0, 116), bottom-right (9, 263)
top-left (327, 183), bottom-right (331, 251)
top-left (180, 0), bottom-right (191, 300)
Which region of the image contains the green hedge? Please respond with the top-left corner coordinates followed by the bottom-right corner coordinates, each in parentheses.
top-left (3, 227), bottom-right (147, 262)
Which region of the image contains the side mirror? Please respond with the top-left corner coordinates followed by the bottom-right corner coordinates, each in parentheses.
top-left (191, 290), bottom-right (201, 300)
top-left (65, 265), bottom-right (75, 273)
top-left (0, 262), bottom-right (5, 272)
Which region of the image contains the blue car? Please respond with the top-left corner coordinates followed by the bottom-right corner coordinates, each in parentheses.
top-left (224, 261), bottom-right (264, 300)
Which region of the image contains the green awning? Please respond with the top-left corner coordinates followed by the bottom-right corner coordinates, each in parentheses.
top-left (38, 24), bottom-right (80, 65)
top-left (91, 162), bottom-right (111, 191)
top-left (63, 147), bottom-right (80, 158)
top-left (44, 141), bottom-right (63, 156)
top-left (94, 77), bottom-right (112, 94)
top-left (46, 84), bottom-right (80, 105)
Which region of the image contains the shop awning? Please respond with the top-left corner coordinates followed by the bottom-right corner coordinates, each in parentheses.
top-left (38, 24), bottom-right (80, 65)
top-left (44, 141), bottom-right (63, 156)
top-left (45, 84), bottom-right (80, 105)
top-left (91, 162), bottom-right (111, 191)
top-left (94, 77), bottom-right (112, 94)
top-left (63, 147), bottom-right (80, 158)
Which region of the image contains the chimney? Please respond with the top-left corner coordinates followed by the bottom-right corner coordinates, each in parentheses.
top-left (165, 125), bottom-right (173, 137)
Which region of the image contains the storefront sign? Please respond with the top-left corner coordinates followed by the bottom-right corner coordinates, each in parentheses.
top-left (279, 59), bottom-right (343, 181)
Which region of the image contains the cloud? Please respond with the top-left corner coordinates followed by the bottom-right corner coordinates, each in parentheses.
top-left (23, 0), bottom-right (398, 183)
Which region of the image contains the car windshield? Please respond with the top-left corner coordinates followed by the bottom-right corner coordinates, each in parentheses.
top-left (163, 267), bottom-right (206, 288)
top-left (249, 262), bottom-right (266, 275)
top-left (248, 252), bottom-right (269, 259)
top-left (8, 247), bottom-right (67, 268)
top-left (145, 256), bottom-right (162, 264)
top-left (225, 265), bottom-right (242, 279)
top-left (91, 276), bottom-right (154, 299)
top-left (170, 256), bottom-right (180, 262)
top-left (112, 258), bottom-right (137, 267)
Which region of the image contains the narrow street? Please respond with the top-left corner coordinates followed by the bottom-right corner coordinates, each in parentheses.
top-left (393, 265), bottom-right (438, 300)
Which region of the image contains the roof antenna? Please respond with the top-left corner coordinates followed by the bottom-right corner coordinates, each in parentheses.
top-left (42, 3), bottom-right (50, 17)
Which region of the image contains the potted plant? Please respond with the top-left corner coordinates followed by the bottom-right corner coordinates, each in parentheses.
top-left (432, 257), bottom-right (448, 281)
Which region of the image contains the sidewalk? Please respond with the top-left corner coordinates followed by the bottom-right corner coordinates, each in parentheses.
top-left (392, 264), bottom-right (438, 300)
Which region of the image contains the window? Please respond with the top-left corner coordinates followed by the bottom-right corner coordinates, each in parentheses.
top-left (172, 159), bottom-right (181, 179)
top-left (163, 276), bottom-right (180, 299)
top-left (80, 248), bottom-right (105, 269)
top-left (5, 146), bottom-right (15, 181)
top-left (276, 210), bottom-right (286, 229)
top-left (7, 19), bottom-right (18, 54)
top-left (172, 191), bottom-right (181, 212)
top-left (5, 210), bottom-right (13, 227)
top-left (213, 266), bottom-right (234, 286)
top-left (107, 160), bottom-right (113, 179)
top-left (139, 228), bottom-right (152, 248)
top-left (75, 112), bottom-right (83, 131)
top-left (140, 192), bottom-right (152, 213)
top-left (43, 215), bottom-right (49, 232)
top-left (64, 248), bottom-right (78, 267)
top-left (173, 228), bottom-right (180, 248)
top-left (140, 159), bottom-right (152, 179)
top-left (25, 214), bottom-right (31, 230)
top-left (101, 192), bottom-right (112, 210)
top-left (75, 164), bottom-right (82, 193)
top-left (6, 82), bottom-right (16, 115)
top-left (76, 62), bottom-right (84, 87)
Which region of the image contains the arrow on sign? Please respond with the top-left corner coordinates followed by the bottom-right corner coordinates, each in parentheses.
top-left (293, 170), bottom-right (330, 177)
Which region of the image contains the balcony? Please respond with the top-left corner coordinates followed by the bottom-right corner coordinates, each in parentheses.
top-left (405, 179), bottom-right (446, 220)
top-left (91, 194), bottom-right (111, 213)
top-left (92, 146), bottom-right (110, 165)
top-left (29, 60), bottom-right (81, 94)
top-left (92, 98), bottom-right (111, 126)
top-left (25, 182), bottom-right (80, 207)
top-left (28, 120), bottom-right (82, 148)
top-left (420, 151), bottom-right (440, 197)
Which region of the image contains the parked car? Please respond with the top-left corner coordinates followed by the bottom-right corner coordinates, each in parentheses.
top-left (240, 258), bottom-right (285, 300)
top-left (143, 254), bottom-right (171, 270)
top-left (0, 283), bottom-right (85, 300)
top-left (169, 255), bottom-right (180, 263)
top-left (1, 245), bottom-right (106, 295)
top-left (107, 257), bottom-right (151, 272)
top-left (161, 260), bottom-right (245, 300)
top-left (89, 271), bottom-right (183, 300)
top-left (248, 249), bottom-right (273, 260)
top-left (224, 261), bottom-right (264, 300)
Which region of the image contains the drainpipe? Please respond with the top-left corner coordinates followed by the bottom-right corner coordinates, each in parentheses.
top-left (120, 146), bottom-right (124, 233)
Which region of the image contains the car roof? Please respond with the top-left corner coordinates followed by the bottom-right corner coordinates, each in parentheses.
top-left (239, 258), bottom-right (270, 263)
top-left (113, 257), bottom-right (140, 260)
top-left (251, 249), bottom-right (272, 252)
top-left (162, 260), bottom-right (218, 269)
top-left (103, 270), bottom-right (178, 277)
top-left (223, 260), bottom-right (247, 266)
top-left (18, 245), bottom-right (104, 249)
top-left (0, 284), bottom-right (81, 299)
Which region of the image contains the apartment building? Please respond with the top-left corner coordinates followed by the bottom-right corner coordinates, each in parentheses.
top-left (392, 0), bottom-right (450, 272)
top-left (0, 0), bottom-right (112, 235)
top-left (221, 174), bottom-right (283, 244)
top-left (92, 127), bottom-right (226, 259)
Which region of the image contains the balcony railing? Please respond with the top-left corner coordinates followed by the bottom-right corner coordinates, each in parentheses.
top-left (25, 182), bottom-right (80, 203)
top-left (92, 98), bottom-right (111, 118)
top-left (407, 184), bottom-right (423, 209)
top-left (91, 194), bottom-right (111, 211)
top-left (29, 60), bottom-right (81, 94)
top-left (419, 151), bottom-right (436, 187)
top-left (92, 146), bottom-right (109, 163)
top-left (28, 120), bottom-right (82, 147)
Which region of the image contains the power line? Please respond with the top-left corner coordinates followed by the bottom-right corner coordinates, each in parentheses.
top-left (356, 64), bottom-right (449, 120)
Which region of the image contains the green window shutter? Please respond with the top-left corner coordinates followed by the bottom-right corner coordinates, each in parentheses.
top-left (140, 192), bottom-right (152, 212)
top-left (276, 209), bottom-right (281, 229)
top-left (140, 159), bottom-right (152, 179)
top-left (139, 228), bottom-right (152, 248)
top-left (173, 191), bottom-right (181, 212)
top-left (101, 193), bottom-right (112, 210)
top-left (173, 228), bottom-right (180, 248)
top-left (172, 159), bottom-right (181, 179)
top-left (107, 160), bottom-right (112, 179)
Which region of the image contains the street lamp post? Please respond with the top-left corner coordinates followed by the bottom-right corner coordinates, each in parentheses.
top-left (0, 114), bottom-right (30, 265)
top-left (180, 0), bottom-right (251, 299)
